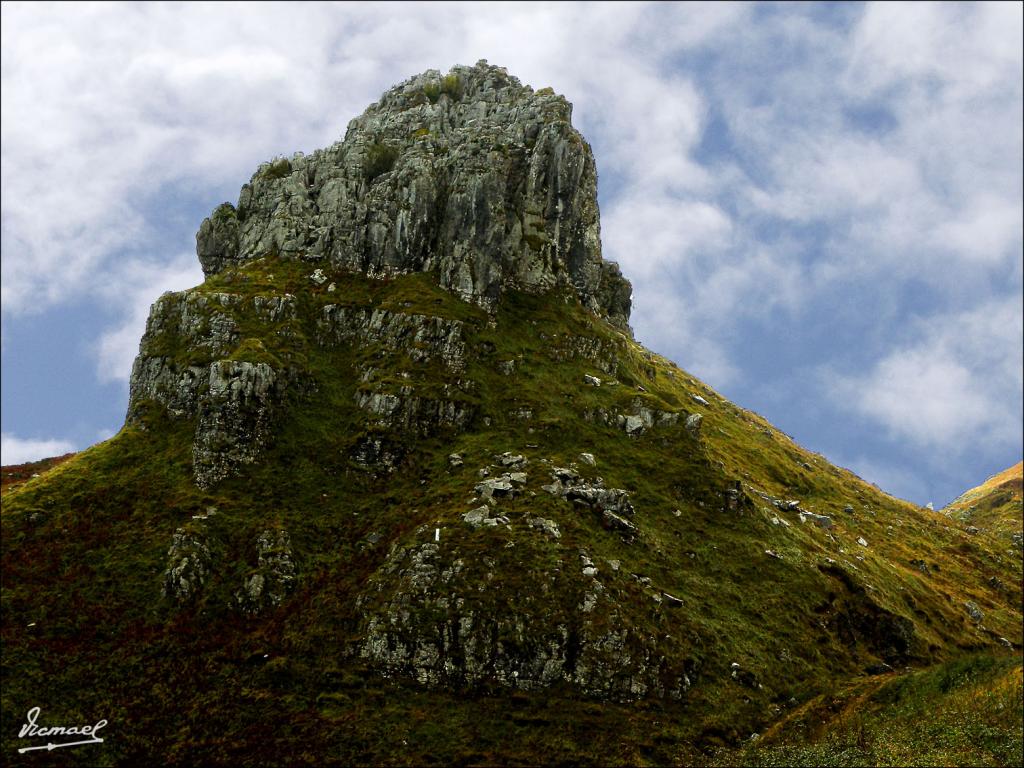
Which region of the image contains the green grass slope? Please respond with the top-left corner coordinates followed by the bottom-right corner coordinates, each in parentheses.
top-left (943, 461), bottom-right (1023, 544)
top-left (2, 256), bottom-right (1021, 766)
top-left (706, 652), bottom-right (1022, 767)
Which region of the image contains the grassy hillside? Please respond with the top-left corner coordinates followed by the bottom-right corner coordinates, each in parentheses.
top-left (707, 652), bottom-right (1022, 767)
top-left (2, 256), bottom-right (1021, 765)
top-left (943, 462), bottom-right (1023, 544)
top-left (1, 453), bottom-right (76, 496)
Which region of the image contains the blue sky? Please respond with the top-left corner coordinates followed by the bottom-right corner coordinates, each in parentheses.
top-left (2, 1), bottom-right (1021, 506)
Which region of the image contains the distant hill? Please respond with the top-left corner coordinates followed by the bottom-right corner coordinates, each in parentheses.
top-left (943, 461), bottom-right (1023, 545)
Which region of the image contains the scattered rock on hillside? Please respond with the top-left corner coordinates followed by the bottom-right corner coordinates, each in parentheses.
top-left (464, 506), bottom-right (509, 529)
top-left (799, 511), bottom-right (834, 530)
top-left (543, 468), bottom-right (637, 541)
top-left (476, 477), bottom-right (515, 499)
top-left (236, 529), bottom-right (297, 614)
top-left (965, 601), bottom-right (983, 622)
top-left (623, 414), bottom-right (645, 436)
top-left (662, 591), bottom-right (684, 607)
top-left (528, 517), bottom-right (561, 539)
top-left (619, 407), bottom-right (680, 438)
top-left (495, 452), bottom-right (527, 469)
top-left (162, 528), bottom-right (213, 602)
top-left (730, 662), bottom-right (761, 689)
top-left (475, 471), bottom-right (527, 500)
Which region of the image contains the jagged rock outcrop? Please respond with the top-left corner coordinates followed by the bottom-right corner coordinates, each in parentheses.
top-left (542, 467), bottom-right (639, 541)
top-left (357, 530), bottom-right (694, 701)
top-left (162, 528), bottom-right (213, 602)
top-left (126, 287), bottom-right (300, 487)
top-left (127, 291), bottom-right (244, 421)
top-left (583, 399), bottom-right (684, 438)
top-left (317, 306), bottom-right (467, 371)
top-left (195, 60), bottom-right (632, 329)
top-left (125, 61), bottom-right (635, 489)
top-left (353, 386), bottom-right (474, 437)
top-left (192, 360), bottom-right (289, 488)
top-left (236, 529), bottom-right (297, 614)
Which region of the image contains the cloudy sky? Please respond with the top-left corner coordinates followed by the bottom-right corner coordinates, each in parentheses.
top-left (2, 1), bottom-right (1021, 506)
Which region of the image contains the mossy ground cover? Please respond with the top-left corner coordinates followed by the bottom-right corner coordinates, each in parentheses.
top-left (2, 254), bottom-right (1021, 765)
top-left (1, 453), bottom-right (76, 496)
top-left (705, 652), bottom-right (1023, 767)
top-left (943, 461), bottom-right (1022, 543)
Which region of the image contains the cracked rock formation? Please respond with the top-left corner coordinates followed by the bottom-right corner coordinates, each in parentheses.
top-left (195, 60), bottom-right (632, 329)
top-left (126, 61), bottom-right (635, 489)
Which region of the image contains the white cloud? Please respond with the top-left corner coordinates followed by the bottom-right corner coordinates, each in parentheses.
top-left (2, 1), bottom-right (733, 383)
top-left (1, 433), bottom-right (77, 466)
top-left (932, 193), bottom-right (1024, 266)
top-left (94, 254), bottom-right (205, 383)
top-left (826, 297), bottom-right (1024, 453)
top-left (847, 1), bottom-right (1023, 97)
top-left (1, 2), bottom-right (434, 315)
top-left (716, 1), bottom-right (1022, 304)
top-left (604, 195), bottom-right (733, 281)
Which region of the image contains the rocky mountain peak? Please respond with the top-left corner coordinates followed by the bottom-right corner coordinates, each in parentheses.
top-left (197, 60), bottom-right (632, 329)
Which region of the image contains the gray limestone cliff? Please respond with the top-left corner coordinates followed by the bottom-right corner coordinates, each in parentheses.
top-left (195, 60), bottom-right (632, 329)
top-left (126, 62), bottom-right (638, 491)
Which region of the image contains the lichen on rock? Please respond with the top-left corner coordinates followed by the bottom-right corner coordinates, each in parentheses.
top-left (236, 529), bottom-right (297, 614)
top-left (192, 360), bottom-right (288, 488)
top-left (162, 528), bottom-right (213, 602)
top-left (357, 528), bottom-right (695, 701)
top-left (195, 60), bottom-right (632, 330)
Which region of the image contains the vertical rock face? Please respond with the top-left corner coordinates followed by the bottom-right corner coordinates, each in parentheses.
top-left (236, 529), bottom-right (297, 615)
top-left (358, 530), bottom-right (695, 701)
top-left (195, 60), bottom-right (632, 329)
top-left (126, 61), bottom-right (635, 489)
top-left (125, 286), bottom-right (299, 488)
top-left (192, 361), bottom-right (285, 489)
